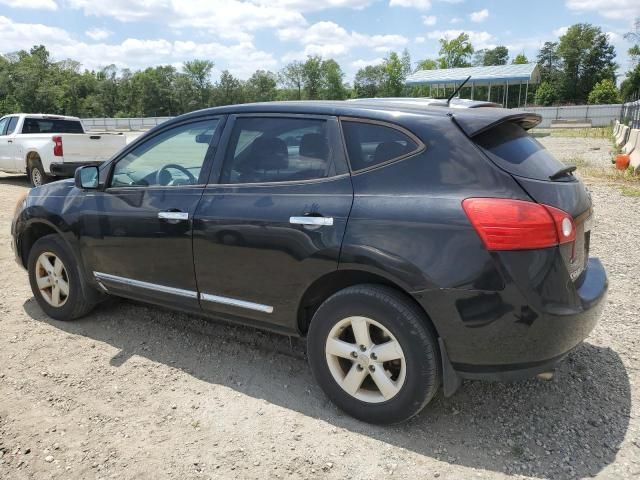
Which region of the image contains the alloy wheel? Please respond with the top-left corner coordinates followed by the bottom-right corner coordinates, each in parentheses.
top-left (35, 252), bottom-right (70, 308)
top-left (325, 316), bottom-right (406, 403)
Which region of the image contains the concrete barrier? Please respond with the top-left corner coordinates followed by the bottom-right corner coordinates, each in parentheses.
top-left (623, 129), bottom-right (639, 154)
top-left (614, 120), bottom-right (620, 135)
top-left (616, 125), bottom-right (630, 147)
top-left (630, 133), bottom-right (640, 173)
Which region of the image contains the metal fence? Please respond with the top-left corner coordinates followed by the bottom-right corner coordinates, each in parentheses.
top-left (512, 104), bottom-right (622, 128)
top-left (82, 116), bottom-right (173, 131)
top-left (81, 104), bottom-right (628, 132)
top-left (621, 100), bottom-right (640, 129)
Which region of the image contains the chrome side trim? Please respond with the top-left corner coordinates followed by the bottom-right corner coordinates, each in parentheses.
top-left (93, 272), bottom-right (198, 299)
top-left (158, 211), bottom-right (189, 221)
top-left (200, 293), bottom-right (274, 314)
top-left (290, 216), bottom-right (334, 226)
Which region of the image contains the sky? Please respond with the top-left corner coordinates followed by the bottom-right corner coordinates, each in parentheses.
top-left (0, 0), bottom-right (638, 82)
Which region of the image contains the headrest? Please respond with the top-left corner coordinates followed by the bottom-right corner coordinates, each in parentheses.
top-left (299, 133), bottom-right (329, 160)
top-left (374, 141), bottom-right (409, 163)
top-left (247, 136), bottom-right (288, 171)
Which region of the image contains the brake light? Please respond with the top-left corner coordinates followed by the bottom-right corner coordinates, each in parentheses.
top-left (52, 136), bottom-right (63, 157)
top-left (462, 198), bottom-right (576, 251)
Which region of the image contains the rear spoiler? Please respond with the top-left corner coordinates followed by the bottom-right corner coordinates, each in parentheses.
top-left (451, 112), bottom-right (542, 138)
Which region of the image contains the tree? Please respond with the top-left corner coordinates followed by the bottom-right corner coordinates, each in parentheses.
top-left (438, 33), bottom-right (474, 69)
top-left (512, 53), bottom-right (529, 64)
top-left (245, 70), bottom-right (277, 102)
top-left (383, 50), bottom-right (411, 96)
top-left (354, 64), bottom-right (385, 98)
top-left (537, 41), bottom-right (561, 83)
top-left (214, 70), bottom-right (243, 105)
top-left (301, 55), bottom-right (324, 100)
top-left (279, 61), bottom-right (305, 100)
top-left (416, 58), bottom-right (438, 71)
top-left (624, 17), bottom-right (640, 67)
top-left (588, 79), bottom-right (620, 104)
top-left (182, 59), bottom-right (214, 108)
top-left (322, 59), bottom-right (347, 100)
top-left (483, 46), bottom-right (509, 66)
top-left (557, 24), bottom-right (617, 103)
top-left (535, 81), bottom-right (559, 106)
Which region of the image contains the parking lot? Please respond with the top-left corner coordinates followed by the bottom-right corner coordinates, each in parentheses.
top-left (0, 136), bottom-right (639, 480)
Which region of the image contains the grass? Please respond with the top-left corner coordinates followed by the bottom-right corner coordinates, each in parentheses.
top-left (566, 156), bottom-right (640, 197)
top-left (531, 127), bottom-right (613, 138)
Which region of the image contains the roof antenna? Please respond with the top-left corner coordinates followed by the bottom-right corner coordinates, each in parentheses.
top-left (447, 76), bottom-right (472, 107)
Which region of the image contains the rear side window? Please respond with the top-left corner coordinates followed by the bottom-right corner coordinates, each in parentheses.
top-left (474, 122), bottom-right (567, 181)
top-left (22, 118), bottom-right (84, 134)
top-left (341, 120), bottom-right (421, 171)
top-left (221, 117), bottom-right (340, 184)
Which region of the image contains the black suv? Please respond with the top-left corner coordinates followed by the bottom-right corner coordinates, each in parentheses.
top-left (11, 101), bottom-right (608, 424)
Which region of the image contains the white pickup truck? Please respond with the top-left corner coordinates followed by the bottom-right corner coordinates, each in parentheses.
top-left (0, 114), bottom-right (127, 186)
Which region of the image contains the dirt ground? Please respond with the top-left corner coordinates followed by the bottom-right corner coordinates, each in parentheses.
top-left (0, 137), bottom-right (639, 480)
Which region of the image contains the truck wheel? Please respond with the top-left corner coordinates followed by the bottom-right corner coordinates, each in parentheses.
top-left (307, 284), bottom-right (441, 424)
top-left (27, 234), bottom-right (97, 320)
top-left (28, 158), bottom-right (50, 188)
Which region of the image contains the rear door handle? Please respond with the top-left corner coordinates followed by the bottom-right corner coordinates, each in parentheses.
top-left (7, 140), bottom-right (12, 143)
top-left (158, 211), bottom-right (189, 221)
top-left (289, 216), bottom-right (334, 226)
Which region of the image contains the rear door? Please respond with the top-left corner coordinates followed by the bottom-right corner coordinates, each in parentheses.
top-left (192, 114), bottom-right (353, 330)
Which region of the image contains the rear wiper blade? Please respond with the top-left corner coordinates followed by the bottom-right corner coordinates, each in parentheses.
top-left (549, 165), bottom-right (577, 181)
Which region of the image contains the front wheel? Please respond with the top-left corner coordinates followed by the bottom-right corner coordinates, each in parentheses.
top-left (307, 284), bottom-right (441, 424)
top-left (27, 235), bottom-right (97, 320)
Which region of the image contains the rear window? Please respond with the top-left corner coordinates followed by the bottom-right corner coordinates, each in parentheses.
top-left (22, 118), bottom-right (84, 134)
top-left (341, 120), bottom-right (421, 171)
top-left (474, 122), bottom-right (567, 181)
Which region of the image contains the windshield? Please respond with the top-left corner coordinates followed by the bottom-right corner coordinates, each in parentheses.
top-left (474, 122), bottom-right (568, 181)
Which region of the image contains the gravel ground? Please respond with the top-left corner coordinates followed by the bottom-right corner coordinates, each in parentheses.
top-left (0, 137), bottom-right (639, 480)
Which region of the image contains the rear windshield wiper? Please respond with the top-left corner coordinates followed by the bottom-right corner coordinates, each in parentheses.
top-left (549, 165), bottom-right (577, 181)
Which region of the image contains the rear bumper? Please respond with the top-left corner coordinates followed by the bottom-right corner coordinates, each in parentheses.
top-left (417, 257), bottom-right (608, 380)
top-left (49, 161), bottom-right (102, 177)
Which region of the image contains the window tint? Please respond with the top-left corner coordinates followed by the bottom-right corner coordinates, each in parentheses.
top-left (6, 117), bottom-right (18, 135)
top-left (0, 118), bottom-right (8, 135)
top-left (341, 121), bottom-right (420, 171)
top-left (474, 122), bottom-right (566, 181)
top-left (22, 118), bottom-right (84, 134)
top-left (111, 119), bottom-right (218, 187)
top-left (221, 117), bottom-right (336, 184)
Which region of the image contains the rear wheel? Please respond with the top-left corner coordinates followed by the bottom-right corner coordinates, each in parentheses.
top-left (27, 235), bottom-right (97, 320)
top-left (28, 157), bottom-right (50, 188)
top-left (307, 284), bottom-right (441, 424)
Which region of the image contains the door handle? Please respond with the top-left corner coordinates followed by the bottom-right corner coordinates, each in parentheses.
top-left (7, 140), bottom-right (12, 143)
top-left (158, 211), bottom-right (189, 221)
top-left (289, 216), bottom-right (334, 226)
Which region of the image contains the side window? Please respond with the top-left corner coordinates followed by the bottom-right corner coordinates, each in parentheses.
top-left (341, 120), bottom-right (421, 171)
top-left (111, 119), bottom-right (219, 188)
top-left (6, 117), bottom-right (19, 135)
top-left (220, 117), bottom-right (337, 184)
top-left (0, 118), bottom-right (7, 136)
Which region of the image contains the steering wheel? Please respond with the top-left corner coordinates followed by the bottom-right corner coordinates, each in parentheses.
top-left (156, 164), bottom-right (197, 186)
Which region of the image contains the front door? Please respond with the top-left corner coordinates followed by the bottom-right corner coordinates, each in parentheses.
top-left (79, 116), bottom-right (224, 310)
top-left (0, 117), bottom-right (18, 171)
top-left (193, 115), bottom-right (353, 330)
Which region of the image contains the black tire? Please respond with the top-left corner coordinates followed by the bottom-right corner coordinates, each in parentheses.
top-left (28, 157), bottom-right (50, 188)
top-left (27, 234), bottom-right (96, 320)
top-left (307, 284), bottom-right (441, 424)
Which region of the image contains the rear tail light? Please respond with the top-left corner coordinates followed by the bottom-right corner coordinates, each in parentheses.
top-left (52, 136), bottom-right (63, 157)
top-left (462, 198), bottom-right (576, 251)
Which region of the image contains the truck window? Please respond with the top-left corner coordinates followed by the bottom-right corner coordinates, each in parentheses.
top-left (22, 118), bottom-right (84, 134)
top-left (6, 117), bottom-right (19, 135)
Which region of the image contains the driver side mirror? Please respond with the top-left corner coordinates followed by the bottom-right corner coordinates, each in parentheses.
top-left (74, 165), bottom-right (99, 189)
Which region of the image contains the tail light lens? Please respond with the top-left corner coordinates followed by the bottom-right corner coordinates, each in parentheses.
top-left (462, 198), bottom-right (576, 251)
top-left (52, 136), bottom-right (63, 157)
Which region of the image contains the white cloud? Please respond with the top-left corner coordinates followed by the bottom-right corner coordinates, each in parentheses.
top-left (0, 16), bottom-right (275, 78)
top-left (553, 26), bottom-right (569, 37)
top-left (415, 36), bottom-right (426, 43)
top-left (426, 29), bottom-right (495, 49)
top-left (565, 0), bottom-right (640, 20)
top-left (422, 15), bottom-right (437, 26)
top-left (469, 8), bottom-right (488, 23)
top-left (278, 21), bottom-right (408, 58)
top-left (351, 57), bottom-right (384, 69)
top-left (253, 0), bottom-right (374, 10)
top-left (389, 0), bottom-right (431, 10)
top-left (0, 0), bottom-right (57, 9)
top-left (85, 28), bottom-right (112, 41)
top-left (449, 17), bottom-right (463, 24)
